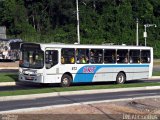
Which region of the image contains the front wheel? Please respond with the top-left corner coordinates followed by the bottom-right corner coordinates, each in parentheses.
top-left (116, 72), bottom-right (126, 84)
top-left (61, 74), bottom-right (72, 87)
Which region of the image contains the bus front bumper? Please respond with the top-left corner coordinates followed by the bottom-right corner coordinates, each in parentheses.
top-left (19, 73), bottom-right (44, 83)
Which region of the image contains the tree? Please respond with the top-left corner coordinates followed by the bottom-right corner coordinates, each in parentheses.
top-left (0, 0), bottom-right (160, 57)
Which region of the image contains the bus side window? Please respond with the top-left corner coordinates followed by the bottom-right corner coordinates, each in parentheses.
top-left (61, 48), bottom-right (75, 64)
top-left (104, 49), bottom-right (116, 63)
top-left (117, 49), bottom-right (128, 64)
top-left (141, 50), bottom-right (150, 63)
top-left (90, 49), bottom-right (103, 64)
top-left (76, 49), bottom-right (89, 64)
top-left (129, 50), bottom-right (140, 63)
top-left (45, 50), bottom-right (58, 69)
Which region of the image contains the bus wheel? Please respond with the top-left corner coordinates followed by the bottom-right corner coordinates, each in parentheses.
top-left (116, 72), bottom-right (126, 84)
top-left (61, 74), bottom-right (72, 87)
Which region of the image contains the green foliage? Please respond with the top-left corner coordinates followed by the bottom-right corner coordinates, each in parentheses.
top-left (0, 73), bottom-right (17, 82)
top-left (0, 0), bottom-right (160, 57)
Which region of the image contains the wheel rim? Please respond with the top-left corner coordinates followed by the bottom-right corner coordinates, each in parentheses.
top-left (63, 78), bottom-right (69, 85)
top-left (118, 75), bottom-right (124, 83)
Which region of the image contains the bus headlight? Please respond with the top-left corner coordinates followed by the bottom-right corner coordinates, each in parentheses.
top-left (37, 73), bottom-right (43, 76)
top-left (19, 71), bottom-right (23, 75)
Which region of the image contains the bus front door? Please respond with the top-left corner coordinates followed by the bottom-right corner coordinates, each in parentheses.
top-left (44, 49), bottom-right (59, 83)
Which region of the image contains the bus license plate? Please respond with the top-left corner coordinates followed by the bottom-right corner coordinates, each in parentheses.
top-left (26, 76), bottom-right (33, 80)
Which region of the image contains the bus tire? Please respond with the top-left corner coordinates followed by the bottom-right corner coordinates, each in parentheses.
top-left (61, 74), bottom-right (72, 87)
top-left (116, 72), bottom-right (126, 84)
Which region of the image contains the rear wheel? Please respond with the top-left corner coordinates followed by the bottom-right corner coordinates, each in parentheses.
top-left (116, 72), bottom-right (126, 84)
top-left (61, 74), bottom-right (72, 87)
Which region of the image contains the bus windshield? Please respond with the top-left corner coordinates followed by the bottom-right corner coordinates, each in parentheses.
top-left (20, 50), bottom-right (44, 69)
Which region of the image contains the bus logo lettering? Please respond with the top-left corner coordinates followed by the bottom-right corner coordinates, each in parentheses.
top-left (83, 66), bottom-right (96, 73)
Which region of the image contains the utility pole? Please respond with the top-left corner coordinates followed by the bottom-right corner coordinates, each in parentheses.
top-left (136, 18), bottom-right (139, 46)
top-left (76, 0), bottom-right (80, 44)
top-left (144, 24), bottom-right (157, 46)
top-left (144, 25), bottom-right (147, 46)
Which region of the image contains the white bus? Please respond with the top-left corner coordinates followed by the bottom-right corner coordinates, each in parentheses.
top-left (19, 43), bottom-right (153, 87)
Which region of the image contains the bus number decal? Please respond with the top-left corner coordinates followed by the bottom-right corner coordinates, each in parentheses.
top-left (83, 66), bottom-right (96, 73)
top-left (72, 67), bottom-right (77, 70)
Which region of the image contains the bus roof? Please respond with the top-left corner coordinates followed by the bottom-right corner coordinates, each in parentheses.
top-left (37, 43), bottom-right (152, 50)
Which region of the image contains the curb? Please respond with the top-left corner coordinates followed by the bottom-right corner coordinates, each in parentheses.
top-left (0, 67), bottom-right (18, 70)
top-left (150, 76), bottom-right (160, 79)
top-left (0, 86), bottom-right (160, 102)
top-left (0, 82), bottom-right (16, 86)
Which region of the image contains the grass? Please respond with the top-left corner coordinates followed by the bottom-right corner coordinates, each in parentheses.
top-left (154, 62), bottom-right (160, 66)
top-left (0, 73), bottom-right (18, 82)
top-left (152, 71), bottom-right (160, 76)
top-left (0, 82), bottom-right (160, 96)
top-left (154, 59), bottom-right (160, 64)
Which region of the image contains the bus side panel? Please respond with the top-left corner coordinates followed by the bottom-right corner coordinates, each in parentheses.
top-left (73, 64), bottom-right (150, 83)
top-left (92, 67), bottom-right (114, 82)
top-left (73, 65), bottom-right (126, 82)
top-left (73, 65), bottom-right (100, 83)
top-left (59, 64), bottom-right (87, 82)
top-left (132, 65), bottom-right (149, 79)
top-left (113, 66), bottom-right (133, 81)
top-left (44, 64), bottom-right (62, 83)
top-left (114, 64), bottom-right (149, 80)
top-left (44, 74), bottom-right (62, 83)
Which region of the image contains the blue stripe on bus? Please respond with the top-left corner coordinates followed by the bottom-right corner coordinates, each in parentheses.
top-left (73, 64), bottom-right (149, 83)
